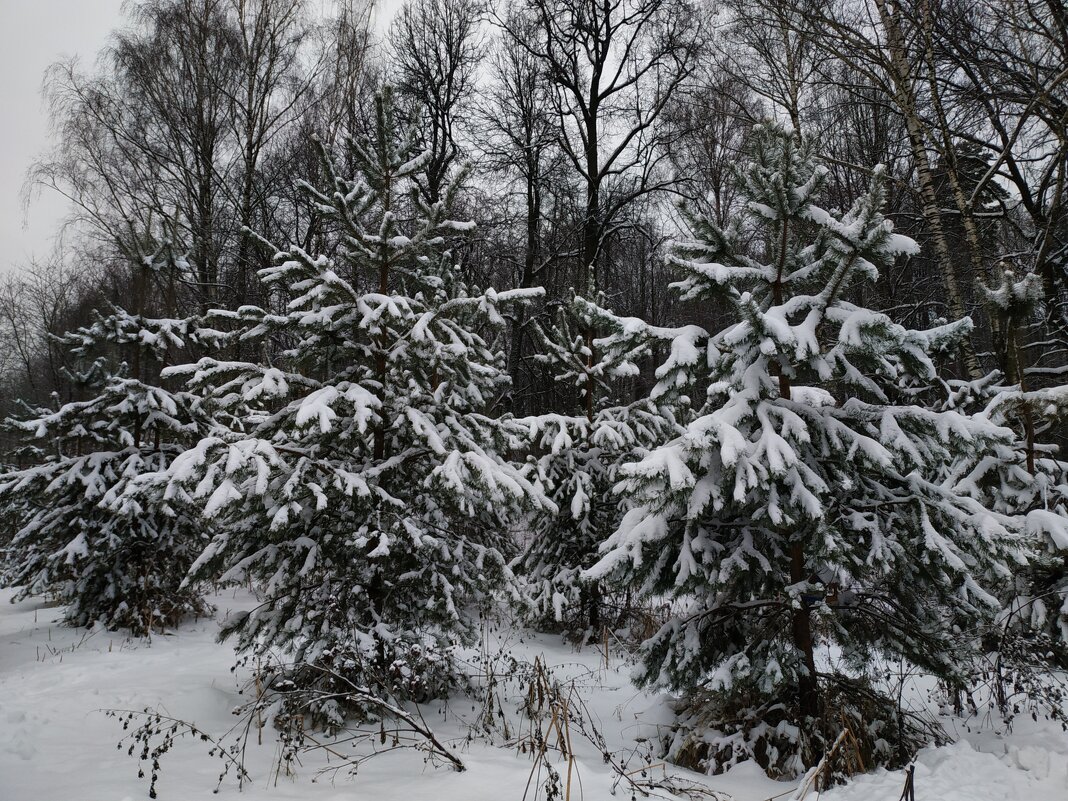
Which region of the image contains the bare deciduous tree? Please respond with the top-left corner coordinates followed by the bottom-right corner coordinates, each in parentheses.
top-left (390, 0), bottom-right (485, 204)
top-left (498, 0), bottom-right (704, 294)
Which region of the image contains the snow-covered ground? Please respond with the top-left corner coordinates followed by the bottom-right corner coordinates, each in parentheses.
top-left (0, 588), bottom-right (1065, 801)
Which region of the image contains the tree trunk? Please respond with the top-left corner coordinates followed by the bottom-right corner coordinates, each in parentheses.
top-left (374, 164), bottom-right (391, 463)
top-left (507, 163), bottom-right (542, 412)
top-left (875, 0), bottom-right (982, 378)
top-left (790, 542), bottom-right (820, 721)
top-left (772, 215), bottom-right (821, 724)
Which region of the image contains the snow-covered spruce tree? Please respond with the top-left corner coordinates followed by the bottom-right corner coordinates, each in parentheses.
top-left (161, 88), bottom-right (550, 728)
top-left (0, 245), bottom-right (211, 635)
top-left (950, 268), bottom-right (1068, 678)
top-left (586, 123), bottom-right (1031, 776)
top-left (514, 296), bottom-right (678, 634)
top-left (0, 459), bottom-right (30, 583)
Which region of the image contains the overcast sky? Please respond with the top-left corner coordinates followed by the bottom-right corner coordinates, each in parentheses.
top-left (0, 0), bottom-right (401, 278)
top-left (0, 0), bottom-right (127, 276)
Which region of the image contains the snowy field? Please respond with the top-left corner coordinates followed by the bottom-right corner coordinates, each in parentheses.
top-left (0, 587), bottom-right (1065, 801)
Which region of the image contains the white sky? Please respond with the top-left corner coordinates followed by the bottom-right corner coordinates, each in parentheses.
top-left (0, 0), bottom-right (401, 278)
top-left (0, 0), bottom-right (126, 276)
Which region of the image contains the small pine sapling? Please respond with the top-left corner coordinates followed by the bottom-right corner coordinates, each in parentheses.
top-left (514, 295), bottom-right (679, 636)
top-left (945, 267), bottom-right (1068, 715)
